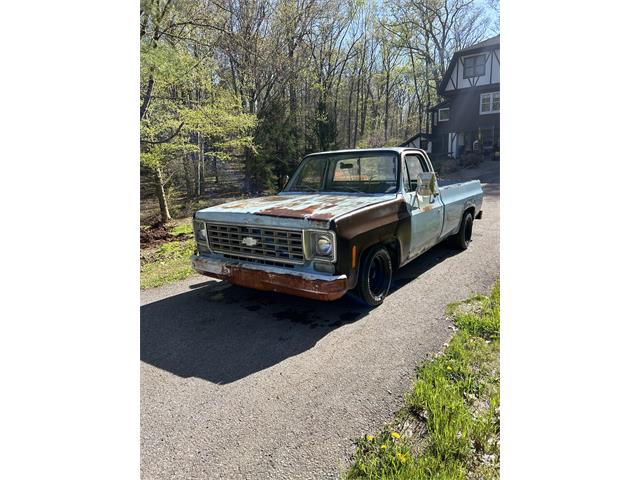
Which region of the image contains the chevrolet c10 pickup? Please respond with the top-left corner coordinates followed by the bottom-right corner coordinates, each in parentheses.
top-left (191, 147), bottom-right (483, 306)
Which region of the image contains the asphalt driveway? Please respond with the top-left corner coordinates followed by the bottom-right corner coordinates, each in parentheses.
top-left (140, 168), bottom-right (500, 479)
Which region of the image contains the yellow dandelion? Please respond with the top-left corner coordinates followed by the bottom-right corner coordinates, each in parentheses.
top-left (391, 431), bottom-right (401, 439)
top-left (380, 444), bottom-right (388, 450)
top-left (396, 452), bottom-right (407, 464)
top-left (366, 435), bottom-right (374, 442)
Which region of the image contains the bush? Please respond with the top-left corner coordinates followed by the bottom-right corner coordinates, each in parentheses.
top-left (440, 158), bottom-right (458, 174)
top-left (461, 152), bottom-right (483, 168)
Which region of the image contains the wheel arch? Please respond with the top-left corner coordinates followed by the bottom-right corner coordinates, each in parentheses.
top-left (453, 205), bottom-right (476, 235)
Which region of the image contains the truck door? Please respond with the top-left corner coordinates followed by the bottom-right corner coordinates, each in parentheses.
top-left (402, 153), bottom-right (444, 259)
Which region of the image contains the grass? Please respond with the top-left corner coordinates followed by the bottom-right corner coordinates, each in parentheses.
top-left (169, 222), bottom-right (193, 236)
top-left (140, 238), bottom-right (196, 289)
top-left (140, 218), bottom-right (200, 289)
top-left (345, 281), bottom-right (500, 480)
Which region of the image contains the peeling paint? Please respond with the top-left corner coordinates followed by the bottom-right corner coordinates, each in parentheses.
top-left (198, 193), bottom-right (396, 222)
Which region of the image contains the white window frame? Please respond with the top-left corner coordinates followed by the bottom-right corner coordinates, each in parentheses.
top-left (438, 108), bottom-right (450, 122)
top-left (479, 92), bottom-right (499, 115)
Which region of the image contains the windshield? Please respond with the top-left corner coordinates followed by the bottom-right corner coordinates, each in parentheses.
top-left (285, 152), bottom-right (399, 194)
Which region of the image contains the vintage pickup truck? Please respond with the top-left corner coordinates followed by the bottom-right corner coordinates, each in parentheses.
top-left (191, 148), bottom-right (483, 306)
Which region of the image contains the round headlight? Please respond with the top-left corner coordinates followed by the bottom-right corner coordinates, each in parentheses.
top-left (316, 235), bottom-right (333, 255)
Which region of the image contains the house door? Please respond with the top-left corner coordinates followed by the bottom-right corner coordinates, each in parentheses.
top-left (479, 127), bottom-right (495, 153)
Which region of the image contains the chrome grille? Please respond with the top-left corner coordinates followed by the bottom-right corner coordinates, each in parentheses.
top-left (221, 254), bottom-right (295, 269)
top-left (206, 223), bottom-right (304, 264)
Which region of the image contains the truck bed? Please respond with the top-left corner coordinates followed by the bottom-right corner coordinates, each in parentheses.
top-left (437, 179), bottom-right (484, 236)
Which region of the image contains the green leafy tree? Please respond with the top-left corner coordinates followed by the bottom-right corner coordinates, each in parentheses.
top-left (139, 0), bottom-right (497, 224)
top-left (140, 0), bottom-right (255, 223)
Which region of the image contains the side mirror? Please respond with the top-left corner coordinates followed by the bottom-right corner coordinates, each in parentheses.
top-left (282, 175), bottom-right (290, 189)
top-left (416, 172), bottom-right (437, 196)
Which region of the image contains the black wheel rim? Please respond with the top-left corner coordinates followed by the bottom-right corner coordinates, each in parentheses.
top-left (368, 254), bottom-right (389, 298)
top-left (464, 217), bottom-right (473, 244)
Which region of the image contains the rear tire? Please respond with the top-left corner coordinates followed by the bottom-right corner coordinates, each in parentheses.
top-left (357, 246), bottom-right (393, 307)
top-left (452, 211), bottom-right (474, 250)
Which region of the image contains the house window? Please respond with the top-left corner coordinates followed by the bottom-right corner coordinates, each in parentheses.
top-left (480, 92), bottom-right (499, 114)
top-left (438, 108), bottom-right (450, 122)
top-left (463, 54), bottom-right (486, 78)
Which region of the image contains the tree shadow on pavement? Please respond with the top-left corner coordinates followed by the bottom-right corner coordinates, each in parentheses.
top-left (140, 242), bottom-right (463, 384)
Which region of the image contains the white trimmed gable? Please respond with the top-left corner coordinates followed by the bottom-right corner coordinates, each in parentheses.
top-left (444, 48), bottom-right (500, 92)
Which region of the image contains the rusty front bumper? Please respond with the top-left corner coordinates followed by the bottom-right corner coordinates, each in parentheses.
top-left (191, 255), bottom-right (349, 301)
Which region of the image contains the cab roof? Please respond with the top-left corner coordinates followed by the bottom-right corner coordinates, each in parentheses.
top-left (304, 147), bottom-right (421, 158)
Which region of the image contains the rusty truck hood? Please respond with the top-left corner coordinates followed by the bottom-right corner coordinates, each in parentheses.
top-left (196, 193), bottom-right (397, 226)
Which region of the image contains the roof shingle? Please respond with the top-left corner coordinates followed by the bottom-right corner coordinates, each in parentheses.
top-left (458, 34), bottom-right (500, 54)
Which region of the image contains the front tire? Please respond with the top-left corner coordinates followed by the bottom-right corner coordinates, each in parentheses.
top-left (357, 246), bottom-right (393, 307)
top-left (452, 211), bottom-right (474, 250)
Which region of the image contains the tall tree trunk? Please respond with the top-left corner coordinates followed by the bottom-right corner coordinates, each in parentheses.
top-left (288, 43), bottom-right (299, 153)
top-left (360, 70), bottom-right (372, 140)
top-left (384, 71), bottom-right (390, 144)
top-left (183, 156), bottom-right (193, 198)
top-left (197, 132), bottom-right (204, 196)
top-left (360, 84), bottom-right (369, 140)
top-left (346, 78), bottom-right (354, 148)
top-left (140, 76), bottom-right (154, 120)
top-left (409, 50), bottom-right (423, 134)
top-left (405, 101), bottom-right (413, 139)
top-left (153, 166), bottom-right (171, 224)
top-left (353, 75), bottom-right (361, 147)
top-left (196, 134), bottom-right (202, 198)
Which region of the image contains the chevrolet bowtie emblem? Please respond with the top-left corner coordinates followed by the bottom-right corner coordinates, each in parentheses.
top-left (241, 236), bottom-right (258, 247)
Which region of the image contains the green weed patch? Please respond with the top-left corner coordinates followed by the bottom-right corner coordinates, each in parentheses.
top-left (140, 238), bottom-right (196, 289)
top-left (346, 281), bottom-right (500, 480)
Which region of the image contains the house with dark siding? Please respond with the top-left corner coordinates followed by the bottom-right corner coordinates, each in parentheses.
top-left (401, 35), bottom-right (500, 160)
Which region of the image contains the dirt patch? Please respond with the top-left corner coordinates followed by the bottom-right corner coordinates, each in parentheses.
top-left (140, 220), bottom-right (190, 248)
